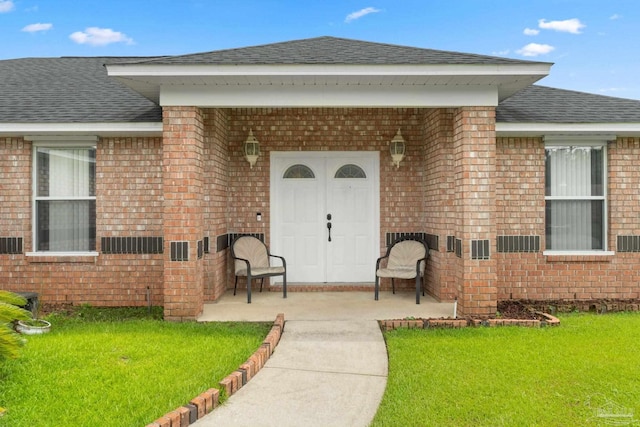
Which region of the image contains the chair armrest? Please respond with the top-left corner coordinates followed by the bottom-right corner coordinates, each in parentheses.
top-left (415, 256), bottom-right (428, 275)
top-left (376, 254), bottom-right (389, 270)
top-left (268, 254), bottom-right (287, 268)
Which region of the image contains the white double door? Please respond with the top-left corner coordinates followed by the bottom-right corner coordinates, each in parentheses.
top-left (271, 152), bottom-right (379, 283)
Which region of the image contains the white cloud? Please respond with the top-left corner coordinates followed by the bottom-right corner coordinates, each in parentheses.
top-left (538, 18), bottom-right (585, 34)
top-left (0, 0), bottom-right (14, 13)
top-left (22, 23), bottom-right (53, 33)
top-left (69, 27), bottom-right (134, 46)
top-left (610, 14), bottom-right (621, 20)
top-left (523, 28), bottom-right (539, 36)
top-left (345, 7), bottom-right (381, 23)
top-left (599, 87), bottom-right (625, 94)
top-left (492, 49), bottom-right (510, 56)
top-left (516, 43), bottom-right (555, 57)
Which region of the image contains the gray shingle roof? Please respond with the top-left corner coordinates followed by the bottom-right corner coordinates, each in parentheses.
top-left (1, 37), bottom-right (638, 126)
top-left (0, 57), bottom-right (162, 123)
top-left (497, 85), bottom-right (640, 123)
top-left (130, 36), bottom-right (548, 66)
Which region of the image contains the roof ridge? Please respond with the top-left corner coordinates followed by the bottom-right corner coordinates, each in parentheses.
top-left (120, 35), bottom-right (550, 66)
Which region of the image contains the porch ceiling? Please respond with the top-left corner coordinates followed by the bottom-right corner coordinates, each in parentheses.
top-left (107, 63), bottom-right (550, 108)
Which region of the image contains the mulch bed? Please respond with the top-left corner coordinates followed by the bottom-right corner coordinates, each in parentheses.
top-left (498, 298), bottom-right (640, 319)
top-left (497, 300), bottom-right (547, 320)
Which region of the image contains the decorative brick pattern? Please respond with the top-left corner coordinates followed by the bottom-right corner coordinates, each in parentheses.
top-left (497, 235), bottom-right (540, 253)
top-left (385, 232), bottom-right (427, 247)
top-left (0, 237), bottom-right (22, 254)
top-left (471, 239), bottom-right (491, 260)
top-left (101, 237), bottom-right (163, 254)
top-left (170, 241), bottom-right (189, 262)
top-left (446, 235), bottom-right (455, 252)
top-left (618, 235), bottom-right (640, 252)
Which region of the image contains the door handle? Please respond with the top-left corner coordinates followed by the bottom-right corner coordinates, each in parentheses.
top-left (327, 221), bottom-right (332, 242)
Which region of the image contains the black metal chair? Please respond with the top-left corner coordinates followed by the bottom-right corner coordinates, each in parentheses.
top-left (231, 235), bottom-right (287, 303)
top-left (374, 236), bottom-right (429, 304)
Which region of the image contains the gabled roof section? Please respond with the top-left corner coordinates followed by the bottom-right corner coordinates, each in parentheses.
top-left (0, 57), bottom-right (162, 124)
top-left (107, 36), bottom-right (552, 107)
top-left (128, 36), bottom-right (542, 66)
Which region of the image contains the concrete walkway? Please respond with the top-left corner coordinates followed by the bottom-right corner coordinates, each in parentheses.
top-left (193, 291), bottom-right (454, 427)
top-left (193, 319), bottom-right (387, 427)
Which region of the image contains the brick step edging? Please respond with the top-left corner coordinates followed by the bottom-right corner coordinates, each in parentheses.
top-left (146, 313), bottom-right (285, 427)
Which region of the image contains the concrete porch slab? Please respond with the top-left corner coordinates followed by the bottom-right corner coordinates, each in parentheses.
top-left (198, 290), bottom-right (456, 322)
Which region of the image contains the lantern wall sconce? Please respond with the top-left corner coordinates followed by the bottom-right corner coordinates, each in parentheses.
top-left (244, 129), bottom-right (260, 168)
top-left (389, 129), bottom-right (406, 169)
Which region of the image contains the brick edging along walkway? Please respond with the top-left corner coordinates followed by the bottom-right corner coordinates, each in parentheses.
top-left (146, 313), bottom-right (285, 427)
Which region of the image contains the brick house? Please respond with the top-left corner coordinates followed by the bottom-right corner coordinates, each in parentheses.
top-left (1, 37), bottom-right (640, 320)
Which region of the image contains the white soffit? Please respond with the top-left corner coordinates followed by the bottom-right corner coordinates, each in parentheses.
top-left (496, 123), bottom-right (640, 137)
top-left (107, 63), bottom-right (551, 107)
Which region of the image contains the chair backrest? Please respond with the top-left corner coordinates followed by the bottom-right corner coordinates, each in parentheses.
top-left (388, 239), bottom-right (428, 273)
top-left (232, 236), bottom-right (269, 274)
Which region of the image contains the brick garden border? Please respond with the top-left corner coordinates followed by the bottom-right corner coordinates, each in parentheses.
top-left (145, 313), bottom-right (285, 427)
top-left (379, 312), bottom-right (560, 331)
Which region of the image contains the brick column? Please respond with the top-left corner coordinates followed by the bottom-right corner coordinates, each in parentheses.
top-left (452, 107), bottom-right (497, 317)
top-left (162, 106), bottom-right (205, 320)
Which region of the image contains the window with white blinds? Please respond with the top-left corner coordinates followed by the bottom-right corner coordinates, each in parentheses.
top-left (545, 144), bottom-right (605, 251)
top-left (34, 146), bottom-right (96, 252)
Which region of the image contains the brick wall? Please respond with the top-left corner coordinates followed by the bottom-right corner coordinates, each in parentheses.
top-left (5, 114), bottom-right (638, 315)
top-left (203, 108), bottom-right (230, 301)
top-left (162, 107), bottom-right (205, 320)
top-left (423, 109), bottom-right (457, 300)
top-left (495, 137), bottom-right (640, 301)
top-left (452, 107), bottom-right (497, 317)
top-left (0, 137), bottom-right (164, 307)
top-left (97, 138), bottom-right (164, 306)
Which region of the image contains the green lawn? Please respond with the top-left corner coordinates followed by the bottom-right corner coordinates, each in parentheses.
top-left (0, 307), bottom-right (270, 427)
top-left (372, 312), bottom-right (640, 427)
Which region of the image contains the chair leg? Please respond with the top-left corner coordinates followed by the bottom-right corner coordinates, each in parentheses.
top-left (374, 276), bottom-right (379, 300)
top-left (392, 278), bottom-right (395, 294)
top-left (283, 273), bottom-right (287, 298)
top-left (260, 278), bottom-right (264, 292)
top-left (234, 276), bottom-right (238, 296)
top-left (247, 274), bottom-right (252, 304)
top-left (415, 275), bottom-right (420, 305)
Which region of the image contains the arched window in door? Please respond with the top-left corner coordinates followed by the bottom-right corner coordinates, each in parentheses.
top-left (283, 164), bottom-right (315, 179)
top-left (334, 164), bottom-right (366, 179)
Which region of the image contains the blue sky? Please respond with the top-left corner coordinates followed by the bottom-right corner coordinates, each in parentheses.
top-left (1, 0), bottom-right (639, 99)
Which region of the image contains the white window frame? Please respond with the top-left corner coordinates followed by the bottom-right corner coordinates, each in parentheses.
top-left (543, 136), bottom-right (613, 256)
top-left (27, 136), bottom-right (98, 256)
